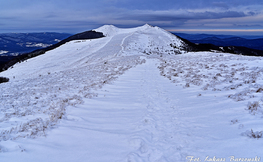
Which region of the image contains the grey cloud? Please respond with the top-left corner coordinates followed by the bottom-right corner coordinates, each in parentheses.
top-left (233, 24), bottom-right (262, 27)
top-left (44, 14), bottom-right (59, 19)
top-left (201, 11), bottom-right (246, 19)
top-left (1, 0), bottom-right (263, 33)
top-left (212, 2), bottom-right (229, 9)
top-left (247, 11), bottom-right (256, 16)
top-left (118, 10), bottom-right (248, 22)
top-left (0, 16), bottom-right (18, 20)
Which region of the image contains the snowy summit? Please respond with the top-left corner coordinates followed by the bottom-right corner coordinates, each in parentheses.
top-left (0, 24), bottom-right (263, 162)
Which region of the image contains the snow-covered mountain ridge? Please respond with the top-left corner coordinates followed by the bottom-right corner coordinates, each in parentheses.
top-left (1, 24), bottom-right (184, 80)
top-left (95, 24), bottom-right (185, 54)
top-left (1, 25), bottom-right (263, 161)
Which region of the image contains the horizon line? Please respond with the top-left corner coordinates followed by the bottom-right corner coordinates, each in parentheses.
top-left (167, 29), bottom-right (263, 32)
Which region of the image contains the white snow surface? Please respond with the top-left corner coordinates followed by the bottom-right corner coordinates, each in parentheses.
top-left (26, 43), bottom-right (52, 48)
top-left (0, 50), bottom-right (8, 55)
top-left (1, 25), bottom-right (263, 162)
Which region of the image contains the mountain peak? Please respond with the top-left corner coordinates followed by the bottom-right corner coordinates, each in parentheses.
top-left (96, 24), bottom-right (118, 30)
top-left (94, 24), bottom-right (157, 37)
top-left (143, 23), bottom-right (153, 27)
top-left (94, 25), bottom-right (119, 37)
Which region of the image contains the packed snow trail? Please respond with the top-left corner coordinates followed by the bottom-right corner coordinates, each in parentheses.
top-left (1, 58), bottom-right (184, 161)
top-left (2, 58), bottom-right (262, 162)
top-left (0, 58), bottom-right (187, 161)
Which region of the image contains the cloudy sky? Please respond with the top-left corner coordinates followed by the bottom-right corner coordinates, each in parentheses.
top-left (1, 0), bottom-right (263, 35)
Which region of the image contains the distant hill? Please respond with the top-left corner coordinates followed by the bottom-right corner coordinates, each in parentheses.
top-left (173, 33), bottom-right (263, 51)
top-left (0, 32), bottom-right (72, 70)
top-left (0, 32), bottom-right (72, 56)
top-left (0, 30), bottom-right (104, 72)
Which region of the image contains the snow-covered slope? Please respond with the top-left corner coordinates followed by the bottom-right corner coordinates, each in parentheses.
top-left (1, 24), bottom-right (184, 81)
top-left (1, 25), bottom-right (263, 162)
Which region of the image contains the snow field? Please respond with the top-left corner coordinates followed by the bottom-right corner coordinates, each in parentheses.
top-left (0, 50), bottom-right (8, 55)
top-left (2, 55), bottom-right (263, 161)
top-left (0, 27), bottom-right (149, 147)
top-left (0, 55), bottom-right (145, 145)
top-left (159, 52), bottom-right (263, 140)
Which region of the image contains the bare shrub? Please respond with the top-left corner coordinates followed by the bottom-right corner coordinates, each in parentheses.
top-left (0, 77), bottom-right (9, 84)
top-left (256, 88), bottom-right (263, 93)
top-left (244, 129), bottom-right (262, 139)
top-left (247, 101), bottom-right (260, 114)
top-left (184, 83), bottom-right (190, 88)
top-left (231, 119), bottom-right (238, 124)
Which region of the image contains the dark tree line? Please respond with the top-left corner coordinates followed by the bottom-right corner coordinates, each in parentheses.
top-left (175, 35), bottom-right (263, 56)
